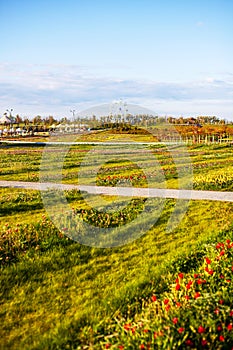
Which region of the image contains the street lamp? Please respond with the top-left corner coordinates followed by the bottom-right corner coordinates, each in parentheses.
top-left (6, 109), bottom-right (13, 118)
top-left (70, 109), bottom-right (76, 119)
top-left (6, 109), bottom-right (14, 126)
top-left (70, 109), bottom-right (76, 133)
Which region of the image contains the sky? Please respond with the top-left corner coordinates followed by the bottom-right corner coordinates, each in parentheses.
top-left (0, 0), bottom-right (233, 120)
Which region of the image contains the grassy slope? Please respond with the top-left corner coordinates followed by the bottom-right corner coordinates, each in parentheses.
top-left (0, 143), bottom-right (233, 349)
top-left (1, 201), bottom-right (232, 349)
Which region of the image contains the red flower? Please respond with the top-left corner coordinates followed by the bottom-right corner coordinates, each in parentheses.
top-left (197, 278), bottom-right (206, 285)
top-left (194, 292), bottom-right (201, 299)
top-left (176, 302), bottom-right (181, 307)
top-left (226, 239), bottom-right (231, 244)
top-left (175, 284), bottom-right (181, 291)
top-left (205, 268), bottom-right (214, 275)
top-left (131, 327), bottom-right (136, 334)
top-left (219, 299), bottom-right (224, 305)
top-left (219, 250), bottom-right (225, 256)
top-left (198, 326), bottom-right (205, 333)
top-left (143, 329), bottom-right (149, 333)
top-left (216, 242), bottom-right (225, 249)
top-left (172, 317), bottom-right (178, 324)
top-left (219, 335), bottom-right (225, 342)
top-left (124, 324), bottom-right (131, 331)
top-left (184, 295), bottom-right (190, 300)
top-left (230, 310), bottom-right (233, 316)
top-left (185, 339), bottom-right (193, 346)
top-left (217, 325), bottom-right (222, 331)
top-left (178, 273), bottom-right (184, 279)
top-left (164, 299), bottom-right (169, 305)
top-left (201, 339), bottom-right (208, 346)
top-left (151, 295), bottom-right (157, 302)
top-left (105, 344), bottom-right (111, 349)
top-left (214, 308), bottom-right (220, 315)
top-left (178, 327), bottom-right (185, 333)
top-left (205, 257), bottom-right (211, 264)
top-left (140, 345), bottom-right (145, 350)
top-left (194, 273), bottom-right (199, 278)
top-left (165, 305), bottom-right (171, 312)
top-left (227, 324), bottom-right (233, 331)
top-left (186, 281), bottom-right (193, 290)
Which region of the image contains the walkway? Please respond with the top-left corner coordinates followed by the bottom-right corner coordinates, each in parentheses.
top-left (0, 140), bottom-right (175, 146)
top-left (0, 181), bottom-right (233, 202)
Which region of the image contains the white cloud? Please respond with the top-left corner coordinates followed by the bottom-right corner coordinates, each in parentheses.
top-left (0, 63), bottom-right (232, 119)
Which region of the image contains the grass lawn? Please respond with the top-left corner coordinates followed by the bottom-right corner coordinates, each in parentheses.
top-left (0, 141), bottom-right (233, 349)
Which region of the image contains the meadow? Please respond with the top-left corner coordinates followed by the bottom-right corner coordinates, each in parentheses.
top-left (0, 138), bottom-right (233, 349)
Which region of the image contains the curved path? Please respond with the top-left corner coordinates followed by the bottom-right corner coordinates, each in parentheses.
top-left (0, 180), bottom-right (233, 202)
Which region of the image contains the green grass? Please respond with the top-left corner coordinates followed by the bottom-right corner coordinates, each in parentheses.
top-left (0, 142), bottom-right (233, 349)
top-left (1, 142), bottom-right (233, 190)
top-left (1, 194), bottom-right (233, 349)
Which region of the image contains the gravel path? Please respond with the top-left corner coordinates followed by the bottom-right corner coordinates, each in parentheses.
top-left (0, 180), bottom-right (233, 202)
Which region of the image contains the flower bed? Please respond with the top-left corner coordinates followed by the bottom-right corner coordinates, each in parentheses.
top-left (102, 238), bottom-right (233, 349)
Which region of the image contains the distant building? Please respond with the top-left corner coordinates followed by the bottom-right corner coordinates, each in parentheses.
top-left (0, 115), bottom-right (13, 124)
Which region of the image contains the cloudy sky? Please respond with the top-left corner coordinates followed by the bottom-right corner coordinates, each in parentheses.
top-left (0, 0), bottom-right (233, 119)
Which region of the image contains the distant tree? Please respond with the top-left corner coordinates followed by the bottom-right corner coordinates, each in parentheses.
top-left (60, 117), bottom-right (68, 124)
top-left (167, 116), bottom-right (176, 124)
top-left (44, 116), bottom-right (57, 125)
top-left (32, 115), bottom-right (42, 125)
top-left (157, 116), bottom-right (166, 124)
top-left (23, 117), bottom-right (30, 126)
top-left (197, 116), bottom-right (220, 125)
top-left (15, 114), bottom-right (23, 124)
top-left (175, 116), bottom-right (184, 124)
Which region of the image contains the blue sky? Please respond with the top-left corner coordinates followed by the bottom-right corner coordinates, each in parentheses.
top-left (0, 0), bottom-right (233, 119)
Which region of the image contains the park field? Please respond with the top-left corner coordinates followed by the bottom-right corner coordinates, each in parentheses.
top-left (0, 140), bottom-right (233, 349)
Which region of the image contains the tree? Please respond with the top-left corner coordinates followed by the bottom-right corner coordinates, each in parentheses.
top-left (23, 117), bottom-right (30, 126)
top-left (32, 115), bottom-right (42, 125)
top-left (44, 116), bottom-right (57, 126)
top-left (60, 117), bottom-right (68, 124)
top-left (15, 114), bottom-right (23, 124)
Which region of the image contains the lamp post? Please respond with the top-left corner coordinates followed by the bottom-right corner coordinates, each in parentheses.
top-left (70, 109), bottom-right (76, 133)
top-left (6, 108), bottom-right (13, 118)
top-left (6, 109), bottom-right (13, 119)
top-left (70, 109), bottom-right (76, 118)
